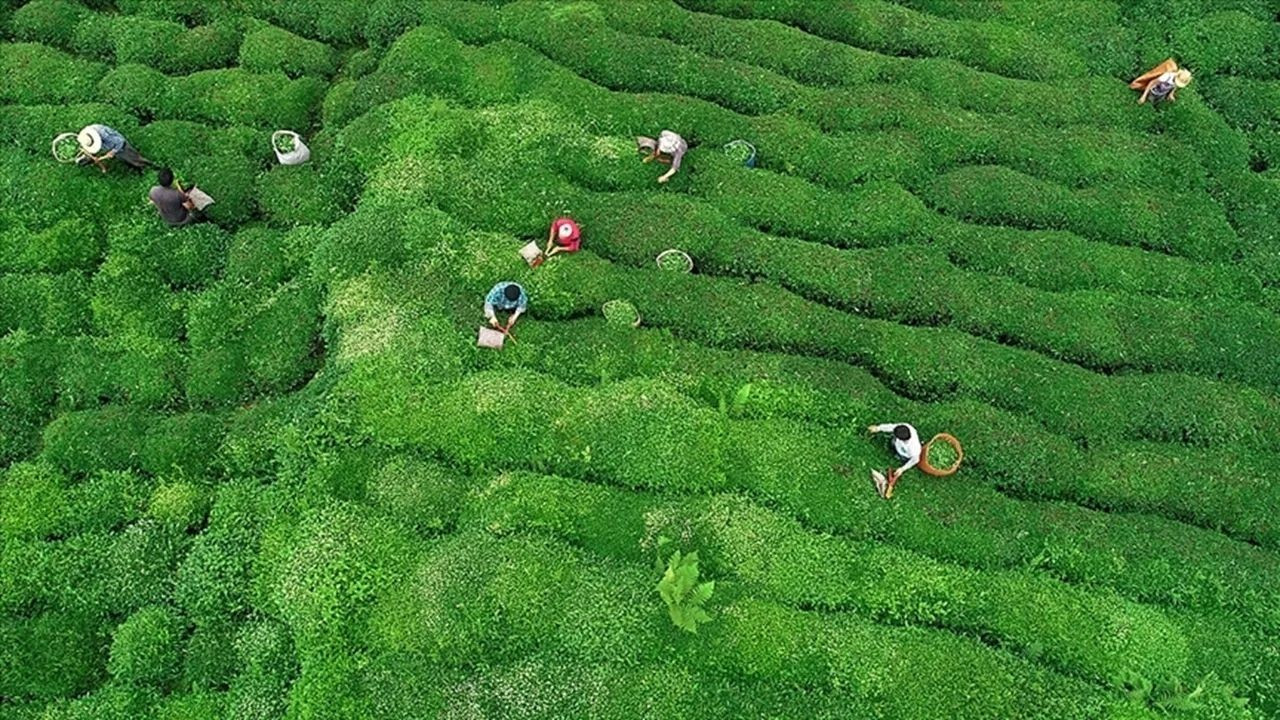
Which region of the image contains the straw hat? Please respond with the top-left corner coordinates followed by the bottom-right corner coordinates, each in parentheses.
top-left (76, 126), bottom-right (102, 154)
top-left (1174, 69), bottom-right (1192, 88)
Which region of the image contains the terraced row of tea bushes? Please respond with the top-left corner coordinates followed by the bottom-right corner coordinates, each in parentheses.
top-left (0, 42), bottom-right (105, 105)
top-left (922, 164), bottom-right (1238, 262)
top-left (595, 0), bottom-right (1139, 129)
top-left (11, 0), bottom-right (242, 74)
top-left (356, 209), bottom-right (1280, 546)
top-left (488, 317), bottom-right (1280, 628)
top-left (331, 250), bottom-right (1280, 551)
top-left (426, 3), bottom-right (1205, 195)
top-left (570, 192), bottom-right (1277, 388)
top-left (646, 152), bottom-right (1259, 307)
top-left (371, 530), bottom-right (1150, 720)
top-left (467, 470), bottom-right (1270, 710)
top-left (328, 29), bottom-right (1238, 264)
top-left (99, 63), bottom-right (324, 130)
top-left (350, 98), bottom-right (1274, 390)
top-left (676, 0), bottom-right (1096, 80)
top-left (238, 20), bottom-right (338, 78)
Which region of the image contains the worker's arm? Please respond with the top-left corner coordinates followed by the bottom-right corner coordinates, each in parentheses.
top-left (1169, 88), bottom-right (1178, 102)
top-left (506, 307), bottom-right (524, 329)
top-left (545, 245), bottom-right (561, 257)
top-left (484, 302), bottom-right (499, 326)
top-left (658, 151), bottom-right (683, 183)
top-left (1138, 84), bottom-right (1152, 104)
top-left (893, 454), bottom-right (920, 479)
top-left (867, 424), bottom-right (895, 434)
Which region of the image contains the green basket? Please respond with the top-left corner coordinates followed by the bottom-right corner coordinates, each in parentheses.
top-left (602, 299), bottom-right (641, 327)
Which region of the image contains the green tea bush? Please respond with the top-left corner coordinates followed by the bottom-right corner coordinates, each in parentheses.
top-left (0, 218), bottom-right (104, 273)
top-left (226, 619), bottom-right (296, 720)
top-left (187, 279), bottom-right (322, 405)
top-left (96, 62), bottom-right (170, 116)
top-left (39, 407), bottom-right (148, 476)
top-left (225, 225), bottom-right (313, 286)
top-left (0, 610), bottom-right (103, 702)
top-left (86, 16), bottom-right (242, 74)
top-left (107, 222), bottom-right (229, 290)
top-left (1170, 11), bottom-right (1277, 77)
top-left (0, 272), bottom-right (91, 336)
top-left (256, 164), bottom-right (357, 227)
top-left (90, 254), bottom-right (186, 339)
top-left (0, 43), bottom-right (106, 105)
top-left (147, 481), bottom-right (211, 533)
top-left (9, 0), bottom-right (90, 48)
top-left (175, 481), bottom-right (274, 627)
top-left (680, 0), bottom-right (1090, 80)
top-left (239, 22), bottom-right (336, 78)
top-left (108, 605), bottom-right (185, 688)
top-left (57, 334), bottom-right (186, 409)
top-left (0, 461), bottom-right (69, 540)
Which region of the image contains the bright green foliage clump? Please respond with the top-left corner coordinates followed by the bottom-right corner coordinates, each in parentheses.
top-left (1, 1), bottom-right (1278, 719)
top-left (657, 549), bottom-right (715, 633)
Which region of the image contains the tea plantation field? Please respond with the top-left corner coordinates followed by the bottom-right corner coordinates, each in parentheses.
top-left (2, 0), bottom-right (1280, 718)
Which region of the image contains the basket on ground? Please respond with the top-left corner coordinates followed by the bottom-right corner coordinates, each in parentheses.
top-left (656, 249), bottom-right (694, 273)
top-left (602, 299), bottom-right (641, 328)
top-left (272, 130), bottom-right (310, 165)
top-left (52, 133), bottom-right (82, 163)
top-left (920, 433), bottom-right (963, 476)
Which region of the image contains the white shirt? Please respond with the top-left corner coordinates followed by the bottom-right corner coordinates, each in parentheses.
top-left (873, 423), bottom-right (922, 474)
top-left (657, 130), bottom-right (685, 155)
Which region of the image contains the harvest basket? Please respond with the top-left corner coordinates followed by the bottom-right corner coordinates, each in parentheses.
top-left (272, 130), bottom-right (310, 165)
top-left (52, 133), bottom-right (82, 163)
top-left (723, 139), bottom-right (757, 168)
top-left (920, 433), bottom-right (963, 476)
top-left (602, 299), bottom-right (641, 327)
top-left (656, 249), bottom-right (694, 273)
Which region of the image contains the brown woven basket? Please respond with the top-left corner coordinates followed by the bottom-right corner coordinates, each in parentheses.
top-left (920, 433), bottom-right (963, 477)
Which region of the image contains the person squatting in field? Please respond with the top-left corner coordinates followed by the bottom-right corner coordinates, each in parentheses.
top-left (637, 130), bottom-right (688, 183)
top-left (484, 282), bottom-right (528, 331)
top-left (868, 422), bottom-right (922, 499)
top-left (1130, 59), bottom-right (1192, 105)
top-left (544, 217), bottom-right (582, 259)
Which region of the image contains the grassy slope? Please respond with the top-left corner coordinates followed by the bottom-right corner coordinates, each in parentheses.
top-left (1, 1), bottom-right (1278, 719)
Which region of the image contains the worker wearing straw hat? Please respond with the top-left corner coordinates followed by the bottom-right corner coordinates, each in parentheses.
top-left (1130, 59), bottom-right (1192, 105)
top-left (76, 123), bottom-right (151, 172)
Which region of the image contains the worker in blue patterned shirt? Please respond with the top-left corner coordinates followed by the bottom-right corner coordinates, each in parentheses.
top-left (76, 124), bottom-right (151, 172)
top-left (484, 282), bottom-right (528, 331)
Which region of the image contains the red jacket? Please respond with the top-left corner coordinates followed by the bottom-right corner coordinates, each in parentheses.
top-left (551, 218), bottom-right (581, 252)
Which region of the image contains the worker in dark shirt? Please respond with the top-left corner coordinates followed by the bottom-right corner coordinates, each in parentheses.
top-left (147, 168), bottom-right (194, 227)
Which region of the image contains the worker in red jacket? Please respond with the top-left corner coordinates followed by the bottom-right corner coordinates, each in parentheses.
top-left (543, 217), bottom-right (581, 259)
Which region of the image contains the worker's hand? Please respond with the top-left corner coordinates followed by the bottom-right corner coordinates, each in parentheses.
top-left (104, 149), bottom-right (116, 159)
top-left (657, 172), bottom-right (672, 184)
top-left (867, 425), bottom-right (876, 433)
top-left (642, 152), bottom-right (656, 164)
top-left (489, 317), bottom-right (500, 328)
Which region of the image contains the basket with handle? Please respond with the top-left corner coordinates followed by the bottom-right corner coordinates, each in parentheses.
top-left (602, 299), bottom-right (641, 328)
top-left (920, 433), bottom-right (963, 476)
top-left (272, 130), bottom-right (310, 165)
top-left (656, 249), bottom-right (694, 273)
top-left (51, 133), bottom-right (83, 163)
top-left (723, 139), bottom-right (757, 168)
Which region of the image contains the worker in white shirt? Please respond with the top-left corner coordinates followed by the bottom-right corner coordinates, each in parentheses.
top-left (867, 423), bottom-right (921, 499)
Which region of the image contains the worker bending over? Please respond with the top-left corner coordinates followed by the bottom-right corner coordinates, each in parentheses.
top-left (868, 422), bottom-right (921, 499)
top-left (484, 282), bottom-right (528, 331)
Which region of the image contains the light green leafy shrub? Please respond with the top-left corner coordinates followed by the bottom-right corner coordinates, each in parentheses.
top-left (9, 0), bottom-right (90, 48)
top-left (108, 605), bottom-right (185, 688)
top-left (239, 22), bottom-right (336, 78)
top-left (0, 43), bottom-right (106, 105)
top-left (656, 549), bottom-right (715, 633)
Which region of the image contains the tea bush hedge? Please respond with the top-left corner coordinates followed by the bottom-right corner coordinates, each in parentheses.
top-left (2, 1), bottom-right (1277, 718)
